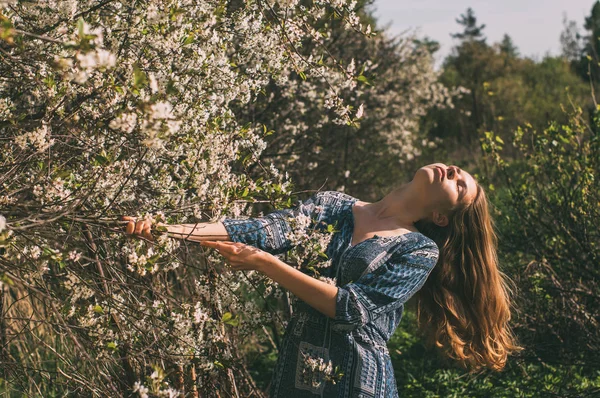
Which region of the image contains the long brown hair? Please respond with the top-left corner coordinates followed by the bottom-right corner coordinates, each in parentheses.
top-left (414, 183), bottom-right (522, 372)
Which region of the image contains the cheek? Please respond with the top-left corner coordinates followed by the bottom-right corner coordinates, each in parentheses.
top-left (438, 184), bottom-right (457, 208)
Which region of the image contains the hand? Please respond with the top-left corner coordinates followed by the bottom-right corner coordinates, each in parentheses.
top-left (121, 216), bottom-right (154, 242)
top-left (200, 241), bottom-right (274, 272)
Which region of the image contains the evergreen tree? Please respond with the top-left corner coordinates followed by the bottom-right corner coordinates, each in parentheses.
top-left (560, 14), bottom-right (581, 62)
top-left (414, 36), bottom-right (441, 55)
top-left (499, 34), bottom-right (519, 57)
top-left (451, 7), bottom-right (486, 43)
top-left (583, 0), bottom-right (600, 60)
top-left (574, 1), bottom-right (600, 83)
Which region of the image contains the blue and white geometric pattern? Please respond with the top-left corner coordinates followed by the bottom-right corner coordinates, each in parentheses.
top-left (222, 191), bottom-right (439, 397)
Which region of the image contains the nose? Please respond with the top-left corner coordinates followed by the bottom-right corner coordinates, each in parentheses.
top-left (448, 166), bottom-right (460, 179)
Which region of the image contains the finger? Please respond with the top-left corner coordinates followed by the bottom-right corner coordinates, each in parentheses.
top-left (142, 224), bottom-right (153, 240)
top-left (125, 220), bottom-right (134, 235)
top-left (214, 241), bottom-right (239, 247)
top-left (201, 241), bottom-right (228, 255)
top-left (134, 220), bottom-right (146, 235)
top-left (204, 241), bottom-right (231, 251)
top-left (221, 242), bottom-right (246, 252)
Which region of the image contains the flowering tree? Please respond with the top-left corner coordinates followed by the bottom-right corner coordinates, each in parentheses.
top-left (242, 16), bottom-right (455, 198)
top-left (0, 0), bottom-right (447, 396)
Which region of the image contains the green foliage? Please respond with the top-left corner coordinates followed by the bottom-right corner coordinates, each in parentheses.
top-left (425, 9), bottom-right (592, 165)
top-left (388, 309), bottom-right (600, 397)
top-left (409, 10), bottom-right (600, 388)
top-left (482, 105), bottom-right (600, 367)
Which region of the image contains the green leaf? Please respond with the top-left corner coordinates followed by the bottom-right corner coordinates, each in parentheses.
top-left (214, 360), bottom-right (225, 369)
top-left (221, 312), bottom-right (232, 322)
top-left (147, 254), bottom-right (161, 265)
top-left (133, 65), bottom-right (147, 88)
top-left (0, 16), bottom-right (15, 43)
top-left (356, 75), bottom-right (371, 86)
top-left (221, 312), bottom-right (239, 326)
top-left (155, 225), bottom-right (168, 233)
top-left (0, 274), bottom-right (14, 286)
top-left (77, 17), bottom-right (86, 37)
top-left (183, 32), bottom-right (195, 45)
top-left (93, 305), bottom-right (104, 314)
top-left (94, 154), bottom-right (109, 166)
top-left (43, 76), bottom-right (55, 89)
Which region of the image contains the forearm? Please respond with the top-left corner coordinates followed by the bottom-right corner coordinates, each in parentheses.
top-left (261, 257), bottom-right (338, 319)
top-left (159, 221), bottom-right (231, 243)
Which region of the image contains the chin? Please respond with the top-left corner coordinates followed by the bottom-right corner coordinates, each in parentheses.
top-left (413, 166), bottom-right (435, 184)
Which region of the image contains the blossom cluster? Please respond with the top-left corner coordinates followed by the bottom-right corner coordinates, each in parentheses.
top-left (300, 352), bottom-right (344, 388)
top-left (284, 205), bottom-right (336, 282)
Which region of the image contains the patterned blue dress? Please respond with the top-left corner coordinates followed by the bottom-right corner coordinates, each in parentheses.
top-left (222, 191), bottom-right (439, 398)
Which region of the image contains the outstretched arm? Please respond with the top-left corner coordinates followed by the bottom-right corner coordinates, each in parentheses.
top-left (122, 216), bottom-right (231, 242)
top-left (123, 191), bottom-right (327, 252)
top-left (123, 218), bottom-right (338, 319)
top-left (201, 241), bottom-right (338, 319)
top-left (162, 221), bottom-right (231, 242)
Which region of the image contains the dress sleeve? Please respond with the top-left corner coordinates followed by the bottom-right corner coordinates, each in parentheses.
top-left (221, 192), bottom-right (326, 255)
top-left (331, 238), bottom-right (439, 333)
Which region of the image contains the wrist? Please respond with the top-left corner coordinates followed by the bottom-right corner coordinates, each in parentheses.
top-left (258, 253), bottom-right (279, 274)
top-left (160, 223), bottom-right (182, 238)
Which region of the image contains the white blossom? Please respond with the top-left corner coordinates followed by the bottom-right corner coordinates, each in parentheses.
top-left (355, 103), bottom-right (365, 119)
top-left (68, 250), bottom-right (82, 262)
top-left (95, 49), bottom-right (117, 68)
top-left (15, 124), bottom-right (54, 153)
top-left (132, 381), bottom-right (149, 398)
top-left (109, 113), bottom-right (138, 133)
top-left (149, 101), bottom-right (174, 120)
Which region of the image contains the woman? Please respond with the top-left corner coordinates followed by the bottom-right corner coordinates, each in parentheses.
top-left (123, 163), bottom-right (521, 397)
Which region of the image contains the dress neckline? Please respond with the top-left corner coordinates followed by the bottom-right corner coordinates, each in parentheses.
top-left (347, 198), bottom-right (423, 249)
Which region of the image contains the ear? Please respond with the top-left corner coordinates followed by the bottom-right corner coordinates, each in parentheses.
top-left (432, 211), bottom-right (449, 227)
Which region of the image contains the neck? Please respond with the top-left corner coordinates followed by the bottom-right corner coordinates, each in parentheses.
top-left (362, 182), bottom-right (430, 229)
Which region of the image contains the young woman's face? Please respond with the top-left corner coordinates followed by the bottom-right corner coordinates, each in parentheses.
top-left (414, 163), bottom-right (478, 214)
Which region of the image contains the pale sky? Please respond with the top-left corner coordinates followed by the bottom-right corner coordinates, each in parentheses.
top-left (371, 0), bottom-right (596, 66)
